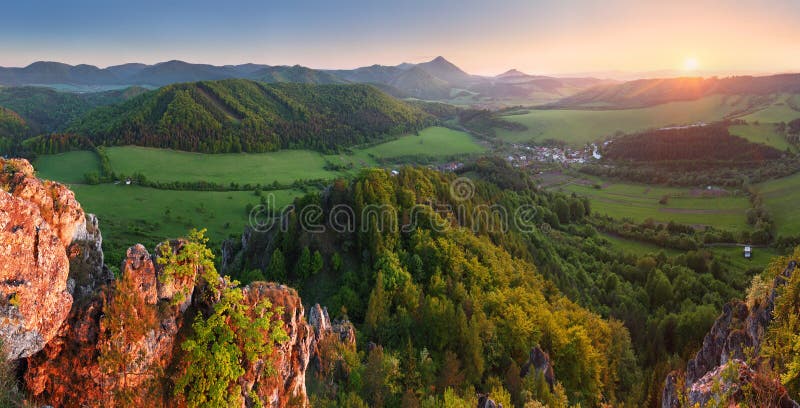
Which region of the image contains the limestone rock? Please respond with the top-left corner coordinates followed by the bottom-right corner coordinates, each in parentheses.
top-left (0, 158), bottom-right (84, 359)
top-left (521, 346), bottom-right (555, 389)
top-left (662, 260), bottom-right (799, 407)
top-left (242, 282), bottom-right (313, 408)
top-left (68, 214), bottom-right (112, 299)
top-left (25, 244), bottom-right (188, 407)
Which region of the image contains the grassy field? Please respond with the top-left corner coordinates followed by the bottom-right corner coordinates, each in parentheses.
top-left (103, 127), bottom-right (482, 185)
top-left (496, 95), bottom-right (754, 146)
top-left (709, 245), bottom-right (782, 274)
top-left (600, 233), bottom-right (681, 256)
top-left (729, 123), bottom-right (793, 151)
top-left (555, 179), bottom-right (752, 231)
top-left (358, 126), bottom-right (484, 159)
top-left (71, 184), bottom-right (305, 265)
top-left (754, 172), bottom-right (800, 237)
top-left (741, 94), bottom-right (800, 123)
top-left (34, 151), bottom-right (100, 183)
top-left (106, 147), bottom-right (340, 185)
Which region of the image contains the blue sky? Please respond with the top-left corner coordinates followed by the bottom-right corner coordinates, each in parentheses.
top-left (2, 0), bottom-right (799, 75)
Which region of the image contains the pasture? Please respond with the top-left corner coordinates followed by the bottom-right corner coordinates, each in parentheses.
top-left (34, 150), bottom-right (100, 183)
top-left (495, 95), bottom-right (749, 146)
top-left (358, 126), bottom-right (485, 159)
top-left (105, 146), bottom-right (340, 185)
top-left (102, 127), bottom-right (482, 184)
top-left (755, 172), bottom-right (800, 237)
top-left (729, 123), bottom-right (793, 152)
top-left (600, 233), bottom-right (681, 256)
top-left (70, 184), bottom-right (305, 265)
top-left (741, 94), bottom-right (800, 123)
top-left (495, 94), bottom-right (776, 146)
top-left (555, 179), bottom-right (752, 231)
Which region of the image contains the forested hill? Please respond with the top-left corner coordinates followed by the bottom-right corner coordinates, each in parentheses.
top-left (0, 86), bottom-right (146, 134)
top-left (0, 106), bottom-right (28, 150)
top-left (603, 124), bottom-right (784, 163)
top-left (68, 79), bottom-right (435, 153)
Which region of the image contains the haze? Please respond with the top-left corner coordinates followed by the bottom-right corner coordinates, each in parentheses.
top-left (1, 0), bottom-right (799, 76)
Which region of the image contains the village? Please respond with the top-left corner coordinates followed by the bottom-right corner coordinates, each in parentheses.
top-left (503, 141), bottom-right (605, 168)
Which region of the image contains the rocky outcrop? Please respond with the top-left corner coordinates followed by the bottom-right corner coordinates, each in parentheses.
top-left (662, 260), bottom-right (799, 407)
top-left (242, 283), bottom-right (314, 407)
top-left (24, 243), bottom-right (349, 407)
top-left (25, 243), bottom-right (195, 407)
top-left (685, 359), bottom-right (798, 408)
top-left (1, 159), bottom-right (348, 407)
top-left (477, 393), bottom-right (503, 408)
top-left (68, 214), bottom-right (113, 300)
top-left (0, 158), bottom-right (85, 359)
top-left (308, 304), bottom-right (357, 350)
top-left (521, 346), bottom-right (556, 390)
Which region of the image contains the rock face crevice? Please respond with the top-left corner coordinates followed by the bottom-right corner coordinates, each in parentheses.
top-left (662, 260), bottom-right (799, 408)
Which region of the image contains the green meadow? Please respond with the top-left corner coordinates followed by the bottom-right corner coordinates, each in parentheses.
top-left (600, 233), bottom-right (681, 256)
top-left (358, 126), bottom-right (485, 159)
top-left (70, 184), bottom-right (304, 265)
top-left (496, 95), bottom-right (753, 146)
top-left (755, 172), bottom-right (800, 237)
top-left (729, 123), bottom-right (793, 151)
top-left (106, 147), bottom-right (339, 185)
top-left (34, 150), bottom-right (101, 183)
top-left (100, 127), bottom-right (482, 185)
top-left (741, 94), bottom-right (800, 123)
top-left (555, 180), bottom-right (751, 231)
top-left (30, 125), bottom-right (484, 263)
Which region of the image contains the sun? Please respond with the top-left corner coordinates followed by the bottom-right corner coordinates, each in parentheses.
top-left (683, 57), bottom-right (699, 71)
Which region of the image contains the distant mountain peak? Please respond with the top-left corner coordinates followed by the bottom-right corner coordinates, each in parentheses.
top-left (417, 56), bottom-right (471, 84)
top-left (497, 69), bottom-right (528, 78)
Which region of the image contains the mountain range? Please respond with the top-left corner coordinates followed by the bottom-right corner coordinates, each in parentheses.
top-left (0, 57), bottom-right (611, 104)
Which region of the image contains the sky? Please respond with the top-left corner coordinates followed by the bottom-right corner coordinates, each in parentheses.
top-left (1, 0), bottom-right (799, 76)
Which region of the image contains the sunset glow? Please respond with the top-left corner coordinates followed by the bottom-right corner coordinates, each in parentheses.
top-left (0, 1), bottom-right (799, 76)
top-left (683, 58), bottom-right (699, 71)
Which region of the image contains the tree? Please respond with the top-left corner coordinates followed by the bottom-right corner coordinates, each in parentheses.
top-left (295, 247), bottom-right (312, 279)
top-left (553, 198), bottom-right (571, 225)
top-left (265, 248), bottom-right (286, 282)
top-left (174, 283), bottom-right (288, 408)
top-left (311, 250), bottom-right (324, 275)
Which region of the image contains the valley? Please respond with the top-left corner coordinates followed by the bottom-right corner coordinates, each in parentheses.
top-left (3, 61), bottom-right (800, 408)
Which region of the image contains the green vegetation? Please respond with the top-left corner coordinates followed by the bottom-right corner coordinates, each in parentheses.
top-left (600, 233), bottom-right (681, 256)
top-left (223, 162), bottom-right (777, 407)
top-left (0, 86), bottom-right (140, 134)
top-left (755, 172), bottom-right (800, 236)
top-left (741, 93), bottom-right (800, 123)
top-left (358, 126), bottom-right (484, 159)
top-left (603, 124), bottom-right (782, 163)
top-left (70, 79), bottom-right (434, 153)
top-left (69, 184), bottom-right (303, 266)
top-left (257, 167), bottom-right (641, 407)
top-left (708, 245), bottom-right (781, 273)
top-left (761, 247), bottom-right (800, 395)
top-left (0, 107), bottom-right (27, 152)
top-left (34, 150), bottom-right (100, 183)
top-left (555, 180), bottom-right (751, 231)
top-left (729, 123), bottom-right (793, 151)
top-left (496, 95), bottom-right (752, 146)
top-left (105, 146), bottom-right (340, 185)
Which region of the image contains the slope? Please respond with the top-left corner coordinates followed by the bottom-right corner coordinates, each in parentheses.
top-left (69, 79), bottom-right (434, 153)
